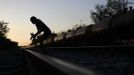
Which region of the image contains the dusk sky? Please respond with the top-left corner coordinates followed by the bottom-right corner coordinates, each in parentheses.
top-left (1, 0), bottom-right (133, 46)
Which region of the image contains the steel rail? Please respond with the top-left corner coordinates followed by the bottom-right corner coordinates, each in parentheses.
top-left (24, 49), bottom-right (97, 75)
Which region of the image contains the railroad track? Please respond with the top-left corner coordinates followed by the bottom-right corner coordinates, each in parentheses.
top-left (1, 46), bottom-right (133, 75)
top-left (26, 45), bottom-right (134, 75)
top-left (24, 49), bottom-right (96, 75)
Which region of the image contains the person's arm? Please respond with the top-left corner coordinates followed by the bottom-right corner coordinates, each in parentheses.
top-left (34, 30), bottom-right (42, 37)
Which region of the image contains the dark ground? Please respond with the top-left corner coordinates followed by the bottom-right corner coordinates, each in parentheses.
top-left (1, 46), bottom-right (133, 75)
top-left (32, 47), bottom-right (134, 75)
top-left (0, 48), bottom-right (29, 75)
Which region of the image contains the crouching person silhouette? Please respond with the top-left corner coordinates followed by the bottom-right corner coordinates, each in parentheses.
top-left (30, 16), bottom-right (51, 47)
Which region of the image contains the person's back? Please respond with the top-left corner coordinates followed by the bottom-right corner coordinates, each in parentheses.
top-left (35, 19), bottom-right (51, 35)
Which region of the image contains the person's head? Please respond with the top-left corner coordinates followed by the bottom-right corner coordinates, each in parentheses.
top-left (30, 16), bottom-right (37, 24)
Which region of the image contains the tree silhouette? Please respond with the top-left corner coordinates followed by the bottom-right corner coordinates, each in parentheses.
top-left (0, 20), bottom-right (18, 49)
top-left (0, 20), bottom-right (9, 38)
top-left (90, 0), bottom-right (129, 23)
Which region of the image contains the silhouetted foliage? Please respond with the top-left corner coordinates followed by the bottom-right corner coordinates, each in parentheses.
top-left (0, 20), bottom-right (9, 37)
top-left (0, 21), bottom-right (18, 49)
top-left (90, 0), bottom-right (129, 23)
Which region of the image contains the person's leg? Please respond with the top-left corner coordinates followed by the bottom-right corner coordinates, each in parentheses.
top-left (39, 32), bottom-right (51, 46)
top-left (39, 35), bottom-right (45, 46)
